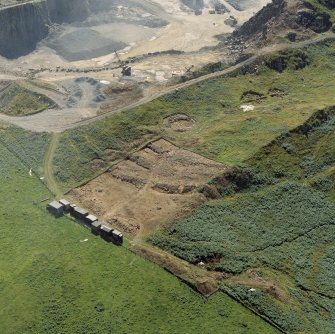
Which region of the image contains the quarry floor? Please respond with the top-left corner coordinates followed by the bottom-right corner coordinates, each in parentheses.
top-left (0, 0), bottom-right (272, 131)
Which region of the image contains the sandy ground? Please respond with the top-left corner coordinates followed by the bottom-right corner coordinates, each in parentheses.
top-left (122, 0), bottom-right (262, 56)
top-left (69, 139), bottom-right (227, 239)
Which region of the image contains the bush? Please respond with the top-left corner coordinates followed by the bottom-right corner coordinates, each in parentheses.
top-left (312, 176), bottom-right (333, 191)
top-left (216, 255), bottom-right (254, 274)
top-left (287, 32), bottom-right (297, 42)
top-left (282, 142), bottom-right (296, 154)
top-left (265, 50), bottom-right (310, 73)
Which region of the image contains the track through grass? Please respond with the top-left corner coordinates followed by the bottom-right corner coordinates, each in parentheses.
top-left (43, 132), bottom-right (61, 197)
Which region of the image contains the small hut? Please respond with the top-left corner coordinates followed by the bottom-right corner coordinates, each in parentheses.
top-left (111, 230), bottom-right (123, 245)
top-left (59, 199), bottom-right (71, 212)
top-left (100, 225), bottom-right (113, 242)
top-left (69, 203), bottom-right (77, 214)
top-left (47, 201), bottom-right (64, 217)
top-left (86, 214), bottom-right (98, 225)
top-left (91, 221), bottom-right (102, 235)
top-left (72, 207), bottom-right (89, 220)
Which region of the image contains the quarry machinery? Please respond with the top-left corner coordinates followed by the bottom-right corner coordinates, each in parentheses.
top-left (121, 65), bottom-right (132, 76)
top-left (184, 65), bottom-right (194, 75)
top-left (185, 65), bottom-right (194, 74)
top-left (114, 50), bottom-right (132, 76)
top-left (114, 50), bottom-right (122, 64)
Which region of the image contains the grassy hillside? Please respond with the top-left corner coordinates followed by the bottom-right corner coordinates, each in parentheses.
top-left (248, 106), bottom-right (335, 199)
top-left (53, 40), bottom-right (335, 191)
top-left (0, 139), bottom-right (279, 333)
top-left (0, 83), bottom-right (55, 116)
top-left (149, 108), bottom-right (335, 333)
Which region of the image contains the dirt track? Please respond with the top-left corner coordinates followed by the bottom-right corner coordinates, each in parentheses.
top-left (43, 133), bottom-right (61, 197)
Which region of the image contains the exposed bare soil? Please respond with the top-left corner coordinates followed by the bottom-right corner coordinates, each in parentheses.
top-left (228, 269), bottom-right (289, 302)
top-left (164, 113), bottom-right (195, 131)
top-left (69, 139), bottom-right (226, 239)
top-left (134, 242), bottom-right (224, 296)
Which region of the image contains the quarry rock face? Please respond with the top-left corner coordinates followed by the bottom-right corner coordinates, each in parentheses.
top-left (0, 2), bottom-right (50, 59)
top-left (46, 0), bottom-right (91, 24)
top-left (0, 0), bottom-right (92, 59)
top-left (1, 0), bottom-right (333, 60)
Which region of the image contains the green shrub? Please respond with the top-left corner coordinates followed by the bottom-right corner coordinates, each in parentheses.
top-left (216, 255), bottom-right (254, 274)
top-left (312, 176), bottom-right (333, 191)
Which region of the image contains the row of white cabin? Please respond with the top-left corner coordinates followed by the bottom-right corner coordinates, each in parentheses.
top-left (47, 199), bottom-right (123, 245)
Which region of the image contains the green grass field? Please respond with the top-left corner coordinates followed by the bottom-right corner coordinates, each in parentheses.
top-left (0, 125), bottom-right (51, 175)
top-left (0, 137), bottom-right (279, 333)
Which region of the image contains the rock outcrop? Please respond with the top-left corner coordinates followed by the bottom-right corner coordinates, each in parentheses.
top-left (318, 0), bottom-right (335, 9)
top-left (296, 5), bottom-right (332, 33)
top-left (233, 0), bottom-right (286, 39)
top-left (232, 0), bottom-right (333, 46)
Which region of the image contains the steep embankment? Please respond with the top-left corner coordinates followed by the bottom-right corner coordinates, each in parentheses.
top-left (233, 0), bottom-right (286, 39)
top-left (233, 0), bottom-right (334, 45)
top-left (0, 0), bottom-right (92, 59)
top-left (0, 1), bottom-right (49, 59)
top-left (46, 0), bottom-right (90, 24)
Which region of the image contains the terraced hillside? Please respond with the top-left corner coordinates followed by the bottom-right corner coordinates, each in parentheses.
top-left (69, 139), bottom-right (227, 238)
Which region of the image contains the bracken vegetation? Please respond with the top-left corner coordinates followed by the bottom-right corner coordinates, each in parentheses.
top-left (149, 108), bottom-right (335, 333)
